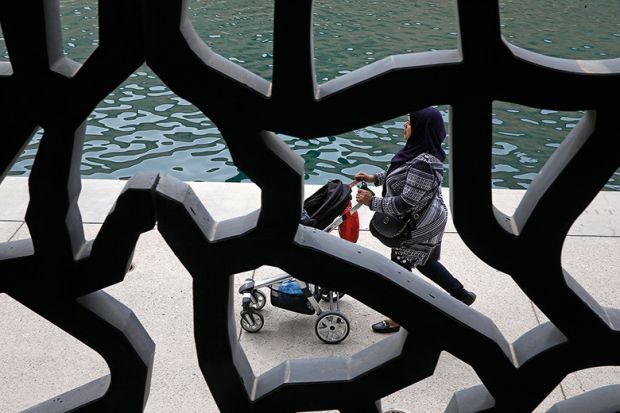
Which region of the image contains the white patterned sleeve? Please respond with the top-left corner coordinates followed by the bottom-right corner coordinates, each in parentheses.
top-left (374, 170), bottom-right (387, 186)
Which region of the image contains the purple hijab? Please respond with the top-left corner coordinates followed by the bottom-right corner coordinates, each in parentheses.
top-left (389, 106), bottom-right (447, 171)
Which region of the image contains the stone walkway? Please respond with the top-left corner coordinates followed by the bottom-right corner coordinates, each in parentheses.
top-left (0, 177), bottom-right (618, 412)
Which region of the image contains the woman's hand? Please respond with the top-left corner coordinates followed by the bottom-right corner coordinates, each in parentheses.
top-left (356, 189), bottom-right (373, 206)
top-left (355, 172), bottom-right (375, 183)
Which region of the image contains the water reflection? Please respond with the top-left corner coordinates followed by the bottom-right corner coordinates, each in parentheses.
top-left (3, 1), bottom-right (620, 190)
top-left (500, 0), bottom-right (620, 59)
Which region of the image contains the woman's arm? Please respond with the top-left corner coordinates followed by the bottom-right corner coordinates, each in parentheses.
top-left (373, 170), bottom-right (387, 186)
top-left (355, 170), bottom-right (385, 186)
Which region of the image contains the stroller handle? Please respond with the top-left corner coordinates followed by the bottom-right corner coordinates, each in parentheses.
top-left (322, 180), bottom-right (369, 233)
top-left (349, 179), bottom-right (374, 193)
top-left (354, 180), bottom-right (375, 196)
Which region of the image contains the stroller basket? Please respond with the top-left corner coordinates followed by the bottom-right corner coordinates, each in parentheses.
top-left (270, 282), bottom-right (315, 315)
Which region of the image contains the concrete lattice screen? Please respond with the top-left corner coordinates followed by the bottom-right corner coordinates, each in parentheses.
top-left (1, 0), bottom-right (619, 412)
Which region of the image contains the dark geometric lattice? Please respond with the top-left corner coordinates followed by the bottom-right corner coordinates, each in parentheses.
top-left (1, 0), bottom-right (619, 412)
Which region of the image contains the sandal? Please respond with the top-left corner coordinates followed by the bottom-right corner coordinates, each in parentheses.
top-left (371, 319), bottom-right (400, 333)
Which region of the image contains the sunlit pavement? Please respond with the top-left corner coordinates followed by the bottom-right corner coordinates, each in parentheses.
top-left (1, 177), bottom-right (618, 412)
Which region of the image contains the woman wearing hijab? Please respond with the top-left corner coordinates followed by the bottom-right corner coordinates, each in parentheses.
top-left (355, 106), bottom-right (476, 333)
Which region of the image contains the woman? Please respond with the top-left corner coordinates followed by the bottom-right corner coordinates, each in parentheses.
top-left (355, 106), bottom-right (476, 333)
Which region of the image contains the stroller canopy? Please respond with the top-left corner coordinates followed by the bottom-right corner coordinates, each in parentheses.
top-left (302, 180), bottom-right (351, 230)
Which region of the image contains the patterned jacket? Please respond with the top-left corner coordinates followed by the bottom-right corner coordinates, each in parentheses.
top-left (370, 153), bottom-right (448, 266)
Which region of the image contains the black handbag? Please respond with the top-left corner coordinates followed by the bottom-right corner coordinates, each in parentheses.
top-left (369, 160), bottom-right (441, 248)
top-left (369, 195), bottom-right (434, 248)
top-left (369, 212), bottom-right (412, 248)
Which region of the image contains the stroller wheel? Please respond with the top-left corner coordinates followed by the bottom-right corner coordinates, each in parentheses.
top-left (315, 311), bottom-right (350, 344)
top-left (240, 310), bottom-right (264, 333)
top-left (249, 289), bottom-right (266, 310)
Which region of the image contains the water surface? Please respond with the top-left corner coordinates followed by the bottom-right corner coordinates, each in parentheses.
top-left (1, 0), bottom-right (618, 189)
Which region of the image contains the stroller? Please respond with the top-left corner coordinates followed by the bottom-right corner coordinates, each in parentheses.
top-left (238, 179), bottom-right (363, 344)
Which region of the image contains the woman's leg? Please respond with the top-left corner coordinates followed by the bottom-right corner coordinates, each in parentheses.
top-left (416, 260), bottom-right (462, 294)
top-left (417, 260), bottom-right (476, 305)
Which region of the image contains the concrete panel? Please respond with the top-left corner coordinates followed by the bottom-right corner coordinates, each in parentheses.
top-left (11, 223), bottom-right (30, 241)
top-left (381, 352), bottom-right (482, 413)
top-left (79, 178), bottom-right (125, 224)
top-left (380, 353), bottom-right (565, 413)
top-left (560, 367), bottom-right (620, 401)
top-left (0, 221), bottom-right (22, 241)
top-left (561, 237), bottom-right (619, 309)
top-left (188, 181), bottom-right (262, 222)
top-left (0, 177), bottom-right (29, 222)
top-left (0, 294), bottom-right (108, 412)
top-left (567, 191), bottom-right (620, 237)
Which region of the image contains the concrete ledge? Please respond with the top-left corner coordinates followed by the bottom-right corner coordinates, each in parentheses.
top-left (22, 376), bottom-right (110, 413)
top-left (0, 177), bottom-right (618, 236)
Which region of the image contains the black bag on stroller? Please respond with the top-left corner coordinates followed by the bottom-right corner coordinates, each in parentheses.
top-left (301, 179), bottom-right (352, 230)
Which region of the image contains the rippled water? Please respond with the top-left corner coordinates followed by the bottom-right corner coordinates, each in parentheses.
top-left (2, 0), bottom-right (619, 189)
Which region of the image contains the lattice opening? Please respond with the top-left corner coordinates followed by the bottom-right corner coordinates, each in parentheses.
top-left (0, 294), bottom-right (109, 412)
top-left (2, 126), bottom-right (40, 221)
top-left (491, 102), bottom-right (586, 218)
top-left (312, 0), bottom-right (459, 83)
top-left (0, 22), bottom-right (7, 61)
top-left (7, 128), bottom-right (128, 229)
top-left (59, 0), bottom-right (99, 63)
top-left (0, 23), bottom-right (12, 76)
top-left (499, 0), bottom-right (620, 60)
top-left (380, 352), bottom-right (483, 413)
top-left (609, 169), bottom-right (620, 191)
top-left (191, 0), bottom-right (275, 81)
top-left (238, 265), bottom-right (385, 376)
top-left (0, 25), bottom-right (4, 54)
top-left (439, 232), bottom-right (540, 344)
top-left (491, 102), bottom-right (584, 191)
top-left (534, 366), bottom-right (620, 412)
top-left (562, 200), bottom-right (620, 309)
top-left (73, 69), bottom-right (236, 182)
top-left (8, 129), bottom-right (43, 178)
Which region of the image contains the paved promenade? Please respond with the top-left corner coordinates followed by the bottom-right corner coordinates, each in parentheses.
top-left (0, 177), bottom-right (618, 412)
